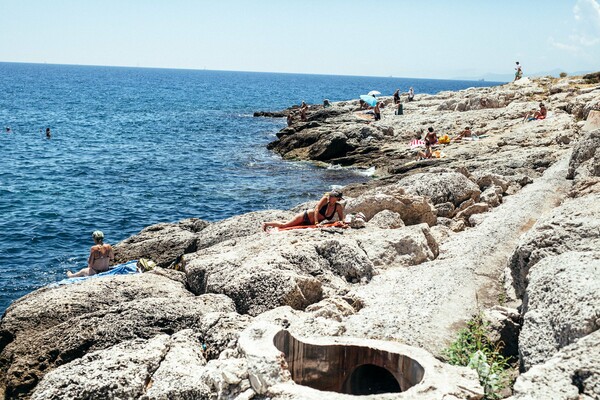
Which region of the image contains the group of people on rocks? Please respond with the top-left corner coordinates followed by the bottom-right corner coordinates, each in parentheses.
top-left (286, 101), bottom-right (310, 126)
top-left (413, 125), bottom-right (479, 160)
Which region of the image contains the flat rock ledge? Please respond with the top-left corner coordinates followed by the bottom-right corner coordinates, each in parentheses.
top-left (2, 75), bottom-right (600, 399)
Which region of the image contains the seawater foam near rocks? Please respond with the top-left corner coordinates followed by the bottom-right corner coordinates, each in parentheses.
top-left (2, 74), bottom-right (600, 399)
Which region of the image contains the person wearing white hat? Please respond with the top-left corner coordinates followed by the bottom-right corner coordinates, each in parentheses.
top-left (67, 230), bottom-right (115, 278)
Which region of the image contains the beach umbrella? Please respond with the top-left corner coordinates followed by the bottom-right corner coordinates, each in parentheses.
top-left (367, 90), bottom-right (381, 97)
top-left (360, 95), bottom-right (378, 107)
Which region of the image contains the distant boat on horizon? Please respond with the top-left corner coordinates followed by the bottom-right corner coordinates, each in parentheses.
top-left (479, 78), bottom-right (485, 82)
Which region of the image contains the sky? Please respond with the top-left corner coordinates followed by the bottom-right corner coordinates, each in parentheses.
top-left (1, 0), bottom-right (599, 79)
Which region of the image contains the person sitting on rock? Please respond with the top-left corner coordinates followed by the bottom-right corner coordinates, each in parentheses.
top-left (67, 231), bottom-right (115, 278)
top-left (323, 99), bottom-right (331, 108)
top-left (286, 113), bottom-right (294, 126)
top-left (262, 190), bottom-right (345, 231)
top-left (534, 103), bottom-right (547, 119)
top-left (417, 142), bottom-right (433, 160)
top-left (453, 126), bottom-right (473, 142)
top-left (425, 126), bottom-right (438, 145)
top-left (523, 103), bottom-right (547, 121)
top-left (300, 101), bottom-right (308, 121)
top-left (359, 99), bottom-right (370, 110)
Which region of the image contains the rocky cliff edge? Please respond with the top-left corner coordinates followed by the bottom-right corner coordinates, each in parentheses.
top-left (1, 75), bottom-right (599, 399)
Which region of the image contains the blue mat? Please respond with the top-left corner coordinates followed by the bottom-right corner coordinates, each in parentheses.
top-left (51, 260), bottom-right (140, 287)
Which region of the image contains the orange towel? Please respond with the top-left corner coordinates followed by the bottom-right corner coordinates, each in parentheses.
top-left (271, 221), bottom-right (348, 232)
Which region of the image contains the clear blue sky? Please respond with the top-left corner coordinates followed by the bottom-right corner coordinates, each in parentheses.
top-left (1, 0), bottom-right (599, 79)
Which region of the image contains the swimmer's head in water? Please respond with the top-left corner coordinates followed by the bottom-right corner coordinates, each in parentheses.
top-left (92, 231), bottom-right (104, 240)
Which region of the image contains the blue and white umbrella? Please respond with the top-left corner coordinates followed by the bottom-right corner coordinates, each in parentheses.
top-left (360, 95), bottom-right (378, 107)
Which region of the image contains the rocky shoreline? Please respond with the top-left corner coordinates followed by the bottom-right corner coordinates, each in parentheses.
top-left (1, 75), bottom-right (599, 399)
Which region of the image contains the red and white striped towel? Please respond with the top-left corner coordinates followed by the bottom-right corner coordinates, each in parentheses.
top-left (409, 139), bottom-right (426, 148)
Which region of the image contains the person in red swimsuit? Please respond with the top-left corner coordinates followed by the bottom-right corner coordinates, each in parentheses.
top-left (262, 190), bottom-right (345, 231)
top-left (67, 231), bottom-right (115, 278)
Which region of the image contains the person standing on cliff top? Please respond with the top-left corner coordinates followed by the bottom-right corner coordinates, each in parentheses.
top-left (393, 89), bottom-right (400, 104)
top-left (408, 87), bottom-right (415, 101)
top-left (514, 62), bottom-right (523, 81)
top-left (67, 231), bottom-right (115, 278)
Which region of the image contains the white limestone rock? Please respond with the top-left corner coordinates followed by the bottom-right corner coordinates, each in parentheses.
top-left (519, 251), bottom-right (600, 370)
top-left (510, 330), bottom-right (600, 400)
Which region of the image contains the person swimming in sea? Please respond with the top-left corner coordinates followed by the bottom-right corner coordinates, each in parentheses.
top-left (67, 231), bottom-right (115, 278)
top-left (45, 127), bottom-right (51, 138)
top-left (262, 190), bottom-right (345, 231)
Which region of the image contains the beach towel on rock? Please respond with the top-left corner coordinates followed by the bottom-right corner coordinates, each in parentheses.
top-left (268, 221), bottom-right (348, 232)
top-left (51, 260), bottom-right (140, 287)
top-left (354, 111), bottom-right (375, 121)
top-left (409, 139), bottom-right (426, 148)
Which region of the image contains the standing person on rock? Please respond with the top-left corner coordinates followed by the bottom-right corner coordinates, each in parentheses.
top-left (67, 231), bottom-right (115, 278)
top-left (408, 87), bottom-right (415, 101)
top-left (393, 89), bottom-right (400, 104)
top-left (514, 62), bottom-right (523, 81)
top-left (374, 102), bottom-right (383, 121)
top-left (262, 190), bottom-right (345, 231)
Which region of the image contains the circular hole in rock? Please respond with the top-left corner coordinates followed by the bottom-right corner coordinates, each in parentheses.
top-left (274, 330), bottom-right (424, 395)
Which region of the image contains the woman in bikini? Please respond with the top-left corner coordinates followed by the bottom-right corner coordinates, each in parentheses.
top-left (67, 231), bottom-right (115, 278)
top-left (262, 190), bottom-right (345, 231)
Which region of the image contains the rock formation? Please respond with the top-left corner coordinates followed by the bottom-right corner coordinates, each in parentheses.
top-left (2, 75), bottom-right (600, 399)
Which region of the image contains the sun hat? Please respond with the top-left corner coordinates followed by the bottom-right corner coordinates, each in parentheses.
top-left (92, 230), bottom-right (104, 239)
top-left (330, 190), bottom-right (343, 199)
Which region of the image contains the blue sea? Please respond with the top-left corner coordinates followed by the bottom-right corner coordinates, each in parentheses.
top-left (0, 62), bottom-right (501, 314)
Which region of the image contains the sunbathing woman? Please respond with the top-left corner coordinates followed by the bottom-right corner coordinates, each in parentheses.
top-left (67, 231), bottom-right (115, 278)
top-left (262, 190), bottom-right (345, 231)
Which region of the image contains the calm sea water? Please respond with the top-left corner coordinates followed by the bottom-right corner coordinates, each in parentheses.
top-left (0, 62), bottom-right (500, 313)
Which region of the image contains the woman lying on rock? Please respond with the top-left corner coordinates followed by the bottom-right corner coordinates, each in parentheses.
top-left (262, 190), bottom-right (346, 231)
top-left (67, 230), bottom-right (115, 278)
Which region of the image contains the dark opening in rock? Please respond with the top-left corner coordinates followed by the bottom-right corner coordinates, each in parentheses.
top-left (342, 363), bottom-right (401, 395)
top-left (274, 330), bottom-right (424, 395)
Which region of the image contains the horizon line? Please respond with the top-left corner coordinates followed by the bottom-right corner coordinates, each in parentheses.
top-left (0, 60), bottom-right (511, 83)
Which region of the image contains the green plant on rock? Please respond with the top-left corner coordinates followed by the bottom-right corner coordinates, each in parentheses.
top-left (559, 72), bottom-right (568, 78)
top-left (444, 314), bottom-right (512, 399)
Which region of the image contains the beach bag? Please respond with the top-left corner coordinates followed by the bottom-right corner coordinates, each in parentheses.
top-left (168, 255), bottom-right (186, 272)
top-left (137, 258), bottom-right (157, 272)
top-left (438, 134), bottom-right (450, 144)
top-left (345, 212), bottom-right (367, 228)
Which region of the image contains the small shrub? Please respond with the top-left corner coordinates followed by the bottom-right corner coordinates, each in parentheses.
top-left (559, 72), bottom-right (568, 78)
top-left (445, 314), bottom-right (512, 399)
